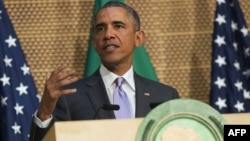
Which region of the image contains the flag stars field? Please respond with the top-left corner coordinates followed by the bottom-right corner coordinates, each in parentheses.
top-left (242, 69), bottom-right (250, 78)
top-left (11, 122), bottom-right (21, 135)
top-left (214, 35), bottom-right (226, 47)
top-left (36, 94), bottom-right (41, 102)
top-left (234, 80), bottom-right (243, 91)
top-left (234, 101), bottom-right (244, 112)
top-left (214, 77), bottom-right (226, 89)
top-left (215, 14), bottom-right (226, 25)
top-left (5, 35), bottom-right (17, 47)
top-left (1, 1), bottom-right (47, 140)
top-left (3, 55), bottom-right (13, 67)
top-left (14, 103), bottom-right (24, 115)
top-left (231, 21), bottom-right (238, 31)
top-left (1, 96), bottom-right (8, 107)
top-left (0, 73), bottom-right (10, 86)
top-left (240, 26), bottom-right (249, 36)
top-left (243, 90), bottom-right (250, 99)
top-left (215, 97), bottom-right (227, 110)
top-left (233, 61), bottom-right (240, 70)
top-left (16, 83), bottom-right (29, 96)
top-left (210, 0), bottom-right (250, 113)
top-left (217, 0), bottom-right (225, 5)
top-left (215, 55), bottom-right (226, 67)
top-left (0, 0), bottom-right (43, 141)
top-left (21, 63), bottom-right (31, 75)
top-left (233, 42), bottom-right (238, 50)
top-left (245, 48), bottom-right (250, 57)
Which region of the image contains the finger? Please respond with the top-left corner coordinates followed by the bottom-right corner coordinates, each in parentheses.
top-left (57, 88), bottom-right (77, 97)
top-left (53, 76), bottom-right (78, 90)
top-left (45, 71), bottom-right (78, 95)
top-left (49, 64), bottom-right (68, 80)
top-left (45, 73), bottom-right (51, 81)
top-left (56, 69), bottom-right (78, 82)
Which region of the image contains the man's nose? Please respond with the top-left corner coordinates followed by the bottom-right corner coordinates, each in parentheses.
top-left (104, 27), bottom-right (115, 40)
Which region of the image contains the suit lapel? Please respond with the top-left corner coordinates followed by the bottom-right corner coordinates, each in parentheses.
top-left (134, 73), bottom-right (152, 117)
top-left (85, 70), bottom-right (115, 119)
top-left (85, 70), bottom-right (153, 118)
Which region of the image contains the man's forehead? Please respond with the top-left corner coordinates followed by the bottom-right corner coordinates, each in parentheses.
top-left (94, 7), bottom-right (129, 23)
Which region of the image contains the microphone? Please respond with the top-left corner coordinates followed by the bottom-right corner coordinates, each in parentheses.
top-left (102, 104), bottom-right (120, 110)
top-left (93, 104), bottom-right (120, 119)
top-left (150, 102), bottom-right (163, 109)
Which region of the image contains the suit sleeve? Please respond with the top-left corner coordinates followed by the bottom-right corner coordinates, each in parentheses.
top-left (29, 96), bottom-right (71, 141)
top-left (29, 118), bottom-right (55, 141)
top-left (172, 88), bottom-right (180, 99)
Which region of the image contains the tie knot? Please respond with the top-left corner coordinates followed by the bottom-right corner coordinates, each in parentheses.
top-left (115, 77), bottom-right (124, 87)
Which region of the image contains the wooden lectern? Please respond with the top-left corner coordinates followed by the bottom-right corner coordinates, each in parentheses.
top-left (43, 113), bottom-right (250, 141)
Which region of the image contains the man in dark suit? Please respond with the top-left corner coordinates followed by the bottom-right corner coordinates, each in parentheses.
top-left (29, 1), bottom-right (179, 141)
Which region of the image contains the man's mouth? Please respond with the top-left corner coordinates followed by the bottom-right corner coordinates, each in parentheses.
top-left (103, 44), bottom-right (119, 52)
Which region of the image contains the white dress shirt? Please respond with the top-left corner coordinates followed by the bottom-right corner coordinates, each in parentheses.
top-left (100, 64), bottom-right (136, 118)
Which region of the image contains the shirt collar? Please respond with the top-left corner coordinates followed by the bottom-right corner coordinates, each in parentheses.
top-left (100, 64), bottom-right (135, 90)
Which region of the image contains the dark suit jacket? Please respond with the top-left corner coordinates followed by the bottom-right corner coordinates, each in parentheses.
top-left (29, 70), bottom-right (179, 141)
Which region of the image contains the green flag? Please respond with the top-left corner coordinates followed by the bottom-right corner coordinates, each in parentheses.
top-left (84, 0), bottom-right (158, 81)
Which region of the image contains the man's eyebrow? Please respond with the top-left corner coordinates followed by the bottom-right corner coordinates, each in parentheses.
top-left (94, 21), bottom-right (126, 29)
top-left (94, 23), bottom-right (105, 29)
top-left (113, 21), bottom-right (126, 26)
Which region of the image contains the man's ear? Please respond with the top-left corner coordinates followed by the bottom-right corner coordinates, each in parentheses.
top-left (135, 31), bottom-right (145, 47)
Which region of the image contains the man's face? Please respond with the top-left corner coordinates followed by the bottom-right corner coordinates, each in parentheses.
top-left (92, 7), bottom-right (138, 68)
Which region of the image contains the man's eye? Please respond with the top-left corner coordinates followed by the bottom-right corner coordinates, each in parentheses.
top-left (96, 27), bottom-right (104, 32)
top-left (115, 25), bottom-right (123, 28)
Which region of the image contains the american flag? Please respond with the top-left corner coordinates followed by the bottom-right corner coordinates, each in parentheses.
top-left (0, 1), bottom-right (40, 141)
top-left (210, 0), bottom-right (250, 113)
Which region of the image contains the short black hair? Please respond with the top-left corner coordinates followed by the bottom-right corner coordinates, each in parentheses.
top-left (93, 1), bottom-right (141, 31)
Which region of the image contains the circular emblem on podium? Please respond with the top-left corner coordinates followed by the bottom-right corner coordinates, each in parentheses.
top-left (136, 99), bottom-right (227, 141)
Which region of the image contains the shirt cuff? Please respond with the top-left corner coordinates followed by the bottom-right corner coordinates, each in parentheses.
top-left (33, 110), bottom-right (53, 128)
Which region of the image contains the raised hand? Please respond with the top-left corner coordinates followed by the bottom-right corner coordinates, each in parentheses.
top-left (37, 64), bottom-right (79, 121)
